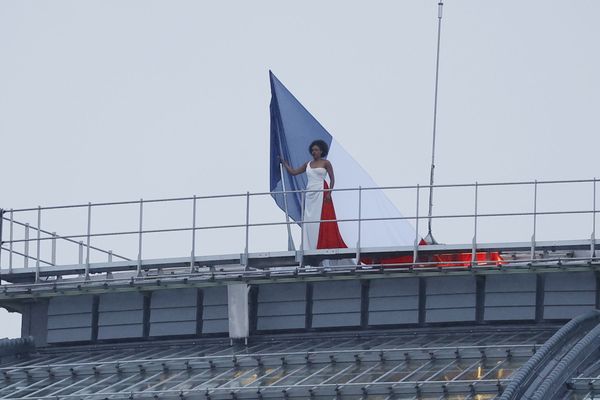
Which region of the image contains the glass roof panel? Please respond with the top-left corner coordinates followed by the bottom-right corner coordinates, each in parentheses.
top-left (0, 326), bottom-right (559, 399)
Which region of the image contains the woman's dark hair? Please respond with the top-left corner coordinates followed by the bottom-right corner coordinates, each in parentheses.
top-left (308, 139), bottom-right (329, 157)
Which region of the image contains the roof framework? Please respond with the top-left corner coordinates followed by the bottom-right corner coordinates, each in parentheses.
top-left (0, 327), bottom-right (554, 400)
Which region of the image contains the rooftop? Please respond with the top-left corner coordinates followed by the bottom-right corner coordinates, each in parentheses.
top-left (0, 326), bottom-right (558, 399)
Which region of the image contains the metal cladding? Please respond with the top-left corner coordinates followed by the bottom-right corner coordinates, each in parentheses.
top-left (6, 270), bottom-right (597, 346)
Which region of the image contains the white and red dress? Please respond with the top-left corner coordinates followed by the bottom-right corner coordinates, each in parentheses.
top-left (302, 162), bottom-right (347, 250)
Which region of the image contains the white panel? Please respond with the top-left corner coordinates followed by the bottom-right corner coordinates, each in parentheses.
top-left (327, 139), bottom-right (415, 247)
top-left (228, 284), bottom-right (249, 339)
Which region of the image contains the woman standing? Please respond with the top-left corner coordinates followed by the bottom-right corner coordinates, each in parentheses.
top-left (281, 140), bottom-right (347, 250)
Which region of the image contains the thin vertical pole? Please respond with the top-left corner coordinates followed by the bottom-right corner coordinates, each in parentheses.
top-left (531, 180), bottom-right (538, 261)
top-left (107, 250), bottom-right (113, 280)
top-left (9, 209), bottom-right (14, 273)
top-left (471, 182), bottom-right (479, 267)
top-left (24, 223), bottom-right (30, 268)
top-left (78, 241), bottom-right (84, 266)
top-left (356, 186), bottom-right (362, 262)
top-left (190, 195), bottom-right (197, 272)
top-left (592, 178), bottom-right (597, 258)
top-left (85, 202), bottom-right (92, 280)
top-left (280, 164), bottom-right (296, 251)
top-left (51, 232), bottom-right (57, 266)
top-left (137, 199), bottom-right (144, 277)
top-left (277, 128), bottom-right (296, 251)
top-left (243, 192), bottom-right (250, 269)
top-left (426, 1), bottom-right (445, 245)
top-left (35, 206), bottom-right (41, 282)
top-left (413, 185), bottom-right (421, 266)
top-left (298, 190), bottom-right (306, 268)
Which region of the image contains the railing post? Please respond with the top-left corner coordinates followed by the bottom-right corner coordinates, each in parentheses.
top-left (107, 250), bottom-right (113, 279)
top-left (530, 180), bottom-right (538, 262)
top-left (592, 177), bottom-right (597, 259)
top-left (78, 241), bottom-right (84, 267)
top-left (356, 187), bottom-right (362, 262)
top-left (298, 190), bottom-right (306, 268)
top-left (51, 232), bottom-right (57, 266)
top-left (190, 195), bottom-right (197, 272)
top-left (413, 185), bottom-right (420, 267)
top-left (242, 192), bottom-right (250, 269)
top-left (24, 223), bottom-right (30, 268)
top-left (85, 202), bottom-right (92, 280)
top-left (35, 206), bottom-right (41, 282)
top-left (280, 164), bottom-right (295, 251)
top-left (8, 209), bottom-right (14, 273)
top-left (471, 182), bottom-right (478, 267)
top-left (137, 198), bottom-right (143, 277)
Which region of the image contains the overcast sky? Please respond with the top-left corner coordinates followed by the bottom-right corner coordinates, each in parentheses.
top-left (1, 1), bottom-right (599, 338)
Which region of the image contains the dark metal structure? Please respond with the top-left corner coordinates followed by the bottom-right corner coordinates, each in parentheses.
top-left (0, 327), bottom-right (557, 399)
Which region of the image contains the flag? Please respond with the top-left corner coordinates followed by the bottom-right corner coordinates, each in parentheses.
top-left (269, 71), bottom-right (416, 249)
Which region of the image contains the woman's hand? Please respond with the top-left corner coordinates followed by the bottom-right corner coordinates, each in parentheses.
top-left (324, 190), bottom-right (332, 202)
top-left (279, 159), bottom-right (307, 176)
top-left (278, 156), bottom-right (290, 169)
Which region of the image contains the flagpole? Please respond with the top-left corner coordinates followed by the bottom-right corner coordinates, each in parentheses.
top-left (278, 136), bottom-right (296, 251)
top-left (426, 0), bottom-right (444, 245)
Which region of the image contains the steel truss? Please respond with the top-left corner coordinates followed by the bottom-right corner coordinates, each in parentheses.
top-left (0, 328), bottom-right (554, 400)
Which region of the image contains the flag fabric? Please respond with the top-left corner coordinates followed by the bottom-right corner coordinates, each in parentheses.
top-left (269, 71), bottom-right (416, 249)
top-left (269, 71), bottom-right (503, 267)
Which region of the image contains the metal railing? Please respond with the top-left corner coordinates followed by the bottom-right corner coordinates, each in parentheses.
top-left (0, 177), bottom-right (597, 281)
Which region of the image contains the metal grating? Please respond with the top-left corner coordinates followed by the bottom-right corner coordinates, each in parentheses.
top-left (0, 326), bottom-right (556, 399)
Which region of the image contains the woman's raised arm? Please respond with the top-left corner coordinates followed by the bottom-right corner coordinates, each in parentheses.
top-left (281, 159), bottom-right (307, 176)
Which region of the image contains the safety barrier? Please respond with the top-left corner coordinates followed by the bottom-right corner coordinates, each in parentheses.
top-left (0, 178), bottom-right (597, 281)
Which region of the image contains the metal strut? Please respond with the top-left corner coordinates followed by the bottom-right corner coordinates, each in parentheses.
top-left (426, 1), bottom-right (444, 245)
top-left (277, 128), bottom-right (296, 251)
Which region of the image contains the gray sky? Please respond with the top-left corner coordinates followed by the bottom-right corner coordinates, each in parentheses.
top-left (1, 1), bottom-right (599, 338)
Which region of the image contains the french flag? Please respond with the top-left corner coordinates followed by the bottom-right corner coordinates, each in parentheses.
top-left (269, 72), bottom-right (416, 251)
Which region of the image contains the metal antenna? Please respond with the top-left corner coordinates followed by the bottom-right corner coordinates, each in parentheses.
top-left (425, 0), bottom-right (445, 245)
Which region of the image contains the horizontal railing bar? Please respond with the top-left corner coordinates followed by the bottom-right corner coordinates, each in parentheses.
top-left (356, 178), bottom-right (598, 192)
top-left (6, 178), bottom-right (598, 213)
top-left (0, 247), bottom-right (53, 266)
top-left (3, 209), bottom-right (598, 244)
top-left (247, 177), bottom-right (596, 195)
top-left (2, 237), bottom-right (594, 271)
top-left (7, 193), bottom-right (246, 213)
top-left (2, 218), bottom-right (131, 261)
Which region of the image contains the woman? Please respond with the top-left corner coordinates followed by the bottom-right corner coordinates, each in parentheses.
top-left (281, 140), bottom-right (347, 250)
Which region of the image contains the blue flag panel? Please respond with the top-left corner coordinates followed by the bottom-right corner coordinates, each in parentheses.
top-left (269, 71), bottom-right (332, 222)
